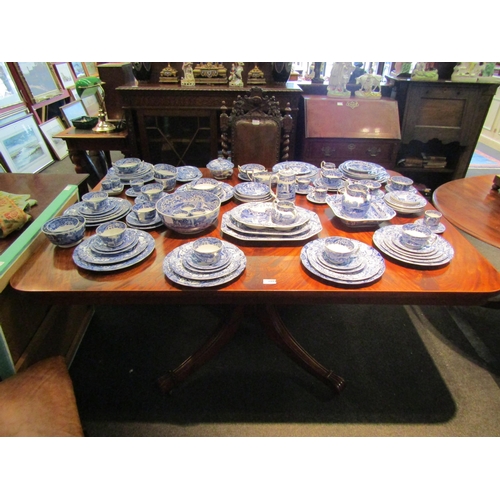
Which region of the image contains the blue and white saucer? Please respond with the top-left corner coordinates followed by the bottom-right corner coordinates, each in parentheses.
top-left (413, 218), bottom-right (446, 234)
top-left (126, 211), bottom-right (164, 230)
top-left (90, 229), bottom-right (139, 254)
top-left (125, 187), bottom-right (141, 198)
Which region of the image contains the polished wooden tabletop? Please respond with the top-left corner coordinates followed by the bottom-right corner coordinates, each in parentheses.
top-left (433, 174), bottom-right (500, 249)
top-left (10, 170), bottom-right (500, 307)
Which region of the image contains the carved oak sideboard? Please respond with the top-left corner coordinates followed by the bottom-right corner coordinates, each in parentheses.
top-left (116, 83), bottom-right (303, 167)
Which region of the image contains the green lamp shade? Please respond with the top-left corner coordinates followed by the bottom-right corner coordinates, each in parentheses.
top-left (75, 77), bottom-right (103, 98)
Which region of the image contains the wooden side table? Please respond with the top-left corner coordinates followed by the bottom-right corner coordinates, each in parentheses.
top-left (54, 127), bottom-right (129, 188)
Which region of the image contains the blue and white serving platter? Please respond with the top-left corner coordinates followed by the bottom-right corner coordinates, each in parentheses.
top-left (90, 229), bottom-right (139, 254)
top-left (163, 241), bottom-right (246, 288)
top-left (229, 202), bottom-right (311, 231)
top-left (125, 211), bottom-right (164, 230)
top-left (413, 218), bottom-right (446, 234)
top-left (372, 225), bottom-right (454, 267)
top-left (176, 166), bottom-right (203, 183)
top-left (301, 239), bottom-right (385, 286)
top-left (326, 194), bottom-right (397, 227)
top-left (222, 212), bottom-right (322, 242)
top-left (64, 198), bottom-right (132, 226)
top-left (72, 230), bottom-right (155, 272)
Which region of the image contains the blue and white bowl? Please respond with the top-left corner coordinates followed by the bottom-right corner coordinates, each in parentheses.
top-left (114, 157), bottom-right (142, 176)
top-left (156, 190), bottom-right (221, 234)
top-left (42, 215), bottom-right (86, 248)
top-left (207, 158), bottom-right (234, 179)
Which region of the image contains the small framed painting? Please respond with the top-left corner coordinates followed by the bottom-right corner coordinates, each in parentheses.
top-left (0, 106), bottom-right (29, 127)
top-left (0, 114), bottom-right (54, 173)
top-left (83, 62), bottom-right (98, 77)
top-left (54, 62), bottom-right (76, 89)
top-left (15, 62), bottom-right (64, 104)
top-left (60, 99), bottom-right (87, 127)
top-left (39, 117), bottom-right (69, 160)
top-left (71, 62), bottom-right (86, 79)
top-left (0, 62), bottom-right (24, 110)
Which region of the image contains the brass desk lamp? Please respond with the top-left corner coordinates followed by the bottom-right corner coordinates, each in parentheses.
top-left (75, 77), bottom-right (115, 133)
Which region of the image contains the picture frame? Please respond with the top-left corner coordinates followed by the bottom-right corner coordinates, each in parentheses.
top-left (60, 99), bottom-right (87, 127)
top-left (0, 114), bottom-right (54, 173)
top-left (83, 62), bottom-right (98, 77)
top-left (53, 62), bottom-right (76, 89)
top-left (39, 116), bottom-right (69, 160)
top-left (0, 62), bottom-right (24, 109)
top-left (15, 62), bottom-right (63, 104)
top-left (0, 106), bottom-right (29, 127)
top-left (71, 62), bottom-right (86, 79)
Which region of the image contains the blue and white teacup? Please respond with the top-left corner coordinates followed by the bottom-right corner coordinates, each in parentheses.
top-left (132, 201), bottom-right (156, 223)
top-left (192, 237), bottom-right (223, 266)
top-left (82, 191), bottom-right (108, 212)
top-left (96, 221), bottom-right (127, 248)
top-left (401, 223), bottom-right (433, 250)
top-left (323, 236), bottom-right (357, 266)
top-left (141, 182), bottom-right (164, 202)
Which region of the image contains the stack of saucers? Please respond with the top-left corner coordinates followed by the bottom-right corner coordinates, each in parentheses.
top-left (272, 161), bottom-right (319, 181)
top-left (163, 240), bottom-right (246, 288)
top-left (72, 228), bottom-right (155, 272)
top-left (64, 197), bottom-right (132, 227)
top-left (108, 162), bottom-right (155, 185)
top-left (338, 160), bottom-right (390, 183)
top-left (300, 238), bottom-right (386, 286)
top-left (232, 182), bottom-right (274, 203)
top-left (383, 191), bottom-right (427, 215)
top-left (222, 202), bottom-right (322, 242)
top-left (372, 225), bottom-right (454, 267)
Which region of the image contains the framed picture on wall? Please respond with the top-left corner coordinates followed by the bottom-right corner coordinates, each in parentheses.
top-left (15, 62), bottom-right (63, 104)
top-left (0, 62), bottom-right (24, 109)
top-left (71, 62), bottom-right (86, 79)
top-left (60, 99), bottom-right (87, 127)
top-left (0, 114), bottom-right (54, 173)
top-left (83, 62), bottom-right (98, 77)
top-left (39, 117), bottom-right (69, 160)
top-left (53, 62), bottom-right (76, 89)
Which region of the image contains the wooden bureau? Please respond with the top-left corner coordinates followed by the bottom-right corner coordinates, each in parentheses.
top-left (299, 96), bottom-right (401, 168)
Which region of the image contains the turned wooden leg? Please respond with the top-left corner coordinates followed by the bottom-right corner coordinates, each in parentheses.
top-left (68, 150), bottom-right (105, 188)
top-left (256, 304), bottom-right (346, 393)
top-left (157, 305), bottom-right (245, 394)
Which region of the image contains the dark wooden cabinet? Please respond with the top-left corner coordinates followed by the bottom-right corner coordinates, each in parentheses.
top-left (388, 77), bottom-right (500, 190)
top-left (116, 82), bottom-right (302, 167)
top-left (299, 96), bottom-right (401, 169)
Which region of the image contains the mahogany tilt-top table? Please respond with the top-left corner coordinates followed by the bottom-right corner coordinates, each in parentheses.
top-left (433, 174), bottom-right (500, 249)
top-left (10, 169), bottom-right (500, 394)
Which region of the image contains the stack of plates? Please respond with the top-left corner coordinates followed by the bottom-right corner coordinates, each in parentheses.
top-left (272, 161), bottom-right (319, 180)
top-left (385, 184), bottom-right (418, 194)
top-left (301, 238), bottom-right (386, 286)
top-left (177, 180), bottom-right (234, 203)
top-left (163, 240), bottom-right (246, 288)
top-left (72, 229), bottom-right (155, 272)
top-left (125, 211), bottom-right (164, 230)
top-left (108, 162), bottom-right (155, 185)
top-left (338, 160), bottom-right (390, 183)
top-left (384, 191), bottom-right (427, 215)
top-left (222, 202), bottom-right (322, 241)
top-left (326, 194), bottom-right (396, 227)
top-left (233, 182), bottom-right (273, 203)
top-left (64, 198), bottom-right (132, 227)
top-left (176, 166), bottom-right (203, 183)
top-left (373, 225), bottom-right (454, 267)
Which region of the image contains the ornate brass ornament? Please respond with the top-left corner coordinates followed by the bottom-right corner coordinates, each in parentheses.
top-left (247, 63), bottom-right (266, 85)
top-left (159, 63), bottom-right (179, 84)
top-left (193, 63), bottom-right (228, 85)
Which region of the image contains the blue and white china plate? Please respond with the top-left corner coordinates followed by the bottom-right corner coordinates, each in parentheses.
top-left (72, 231), bottom-right (155, 272)
top-left (176, 166), bottom-right (203, 182)
top-left (171, 244), bottom-right (242, 281)
top-left (301, 239), bottom-right (385, 286)
top-left (183, 245), bottom-right (232, 272)
top-left (163, 241), bottom-right (246, 288)
top-left (372, 225), bottom-right (454, 267)
top-left (229, 202), bottom-right (311, 231)
top-left (273, 161), bottom-right (317, 177)
top-left (75, 230), bottom-right (151, 265)
top-left (413, 218), bottom-right (445, 234)
top-left (90, 229), bottom-right (139, 254)
top-left (224, 215), bottom-right (309, 237)
top-left (65, 199), bottom-right (132, 226)
top-left (234, 182), bottom-right (270, 199)
top-left (222, 212), bottom-right (322, 242)
top-left (326, 194), bottom-right (396, 226)
top-left (384, 192), bottom-right (427, 214)
top-left (126, 211), bottom-right (164, 229)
